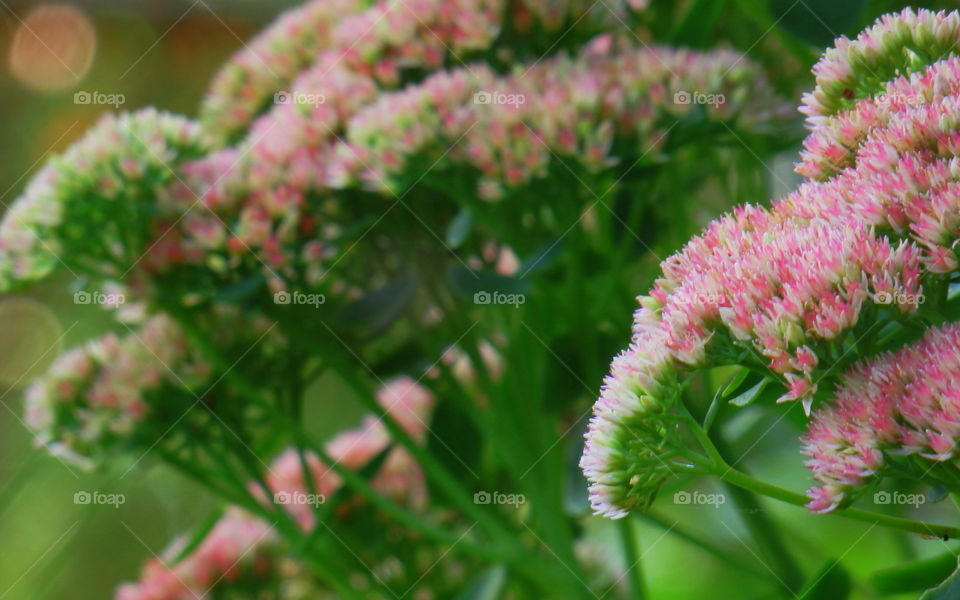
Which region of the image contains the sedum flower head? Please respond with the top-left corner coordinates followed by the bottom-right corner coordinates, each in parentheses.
top-left (24, 315), bottom-right (210, 467)
top-left (0, 109), bottom-right (209, 290)
top-left (800, 8), bottom-right (960, 121)
top-left (803, 323), bottom-right (960, 513)
top-left (580, 342), bottom-right (680, 518)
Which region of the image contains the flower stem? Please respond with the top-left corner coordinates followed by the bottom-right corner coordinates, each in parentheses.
top-left (718, 467), bottom-right (960, 540)
top-left (618, 519), bottom-right (646, 599)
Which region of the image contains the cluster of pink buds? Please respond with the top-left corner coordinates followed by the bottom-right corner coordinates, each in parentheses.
top-left (200, 0), bottom-right (647, 144)
top-left (804, 323), bottom-right (960, 513)
top-left (115, 508), bottom-right (288, 600)
top-left (0, 109), bottom-right (209, 290)
top-left (336, 39), bottom-right (788, 196)
top-left (24, 314), bottom-right (210, 467)
top-left (261, 376), bottom-right (434, 530)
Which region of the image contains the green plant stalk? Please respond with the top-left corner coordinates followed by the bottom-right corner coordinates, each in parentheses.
top-left (171, 306), bottom-right (515, 545)
top-left (683, 396), bottom-right (804, 593)
top-left (686, 420), bottom-right (960, 540)
top-left (167, 308), bottom-right (581, 593)
top-left (331, 361), bottom-right (522, 543)
top-left (618, 518), bottom-right (647, 599)
top-left (709, 432), bottom-right (805, 593)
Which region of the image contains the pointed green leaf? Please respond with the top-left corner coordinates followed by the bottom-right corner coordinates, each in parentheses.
top-left (445, 209), bottom-right (473, 249)
top-left (729, 379), bottom-right (769, 407)
top-left (456, 565), bottom-right (507, 600)
top-left (921, 559), bottom-right (960, 599)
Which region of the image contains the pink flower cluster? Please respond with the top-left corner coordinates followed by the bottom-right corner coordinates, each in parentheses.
top-left (115, 509), bottom-right (284, 600)
top-left (116, 377), bottom-right (435, 599)
top-left (110, 35), bottom-right (787, 305)
top-left (337, 39), bottom-right (787, 195)
top-left (24, 314), bottom-right (210, 467)
top-left (804, 323), bottom-right (960, 513)
top-left (640, 205), bottom-right (921, 409)
top-left (800, 8), bottom-right (960, 121)
top-left (0, 109), bottom-right (209, 290)
top-left (201, 0), bottom-right (631, 142)
top-left (580, 343), bottom-right (679, 519)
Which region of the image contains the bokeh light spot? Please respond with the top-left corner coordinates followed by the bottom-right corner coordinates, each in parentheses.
top-left (8, 4), bottom-right (97, 92)
top-left (0, 299), bottom-right (63, 387)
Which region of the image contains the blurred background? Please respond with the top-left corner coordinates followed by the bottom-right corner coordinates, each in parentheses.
top-left (1, 1), bottom-right (959, 598)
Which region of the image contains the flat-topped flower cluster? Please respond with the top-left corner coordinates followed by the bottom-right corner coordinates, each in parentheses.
top-left (582, 8), bottom-right (960, 519)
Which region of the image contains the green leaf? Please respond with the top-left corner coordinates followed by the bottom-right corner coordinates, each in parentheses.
top-left (445, 208), bottom-right (473, 249)
top-left (721, 368), bottom-right (751, 399)
top-left (798, 559), bottom-right (851, 600)
top-left (928, 484), bottom-right (949, 504)
top-left (921, 559), bottom-right (960, 600)
top-left (336, 275), bottom-right (419, 333)
top-left (214, 274), bottom-right (265, 302)
top-left (872, 552), bottom-right (959, 596)
top-left (517, 240), bottom-right (563, 275)
top-left (455, 565), bottom-right (507, 600)
top-left (728, 379), bottom-right (769, 407)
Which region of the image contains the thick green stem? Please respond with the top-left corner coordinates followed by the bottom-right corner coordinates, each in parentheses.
top-left (684, 402), bottom-right (804, 593)
top-left (618, 519), bottom-right (646, 599)
top-left (718, 468), bottom-right (960, 540)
